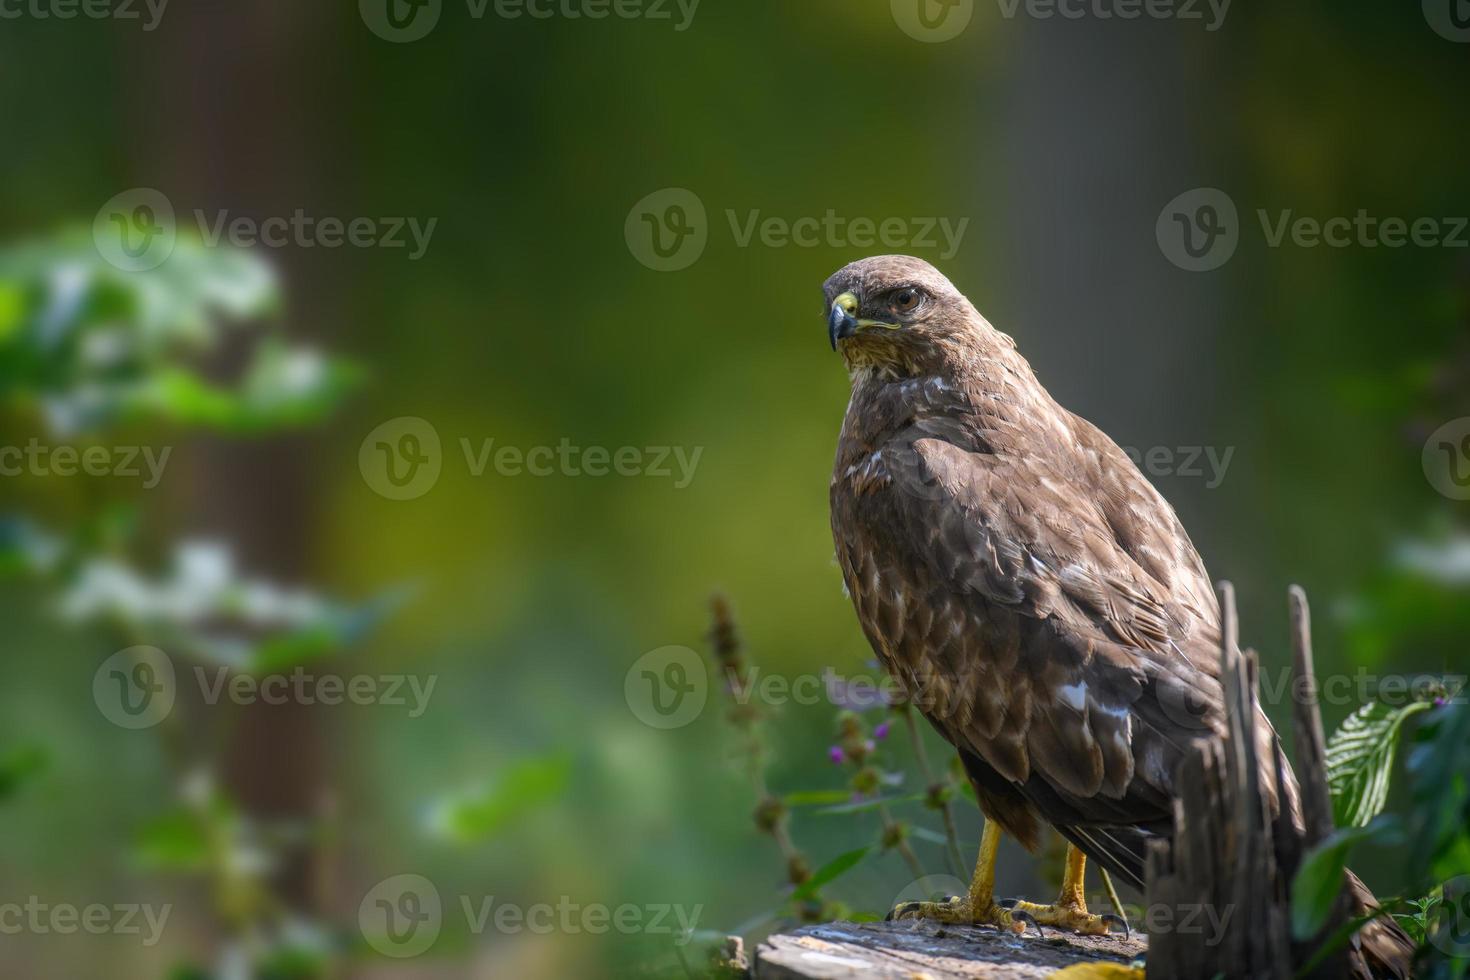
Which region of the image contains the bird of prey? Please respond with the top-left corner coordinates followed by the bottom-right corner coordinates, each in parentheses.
top-left (825, 255), bottom-right (1410, 975)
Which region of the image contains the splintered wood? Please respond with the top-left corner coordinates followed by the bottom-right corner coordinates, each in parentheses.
top-left (1144, 584), bottom-right (1347, 979)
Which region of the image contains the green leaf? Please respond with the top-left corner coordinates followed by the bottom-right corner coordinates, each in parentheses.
top-left (783, 790), bottom-right (853, 807)
top-left (0, 518), bottom-right (62, 577)
top-left (1325, 699), bottom-right (1432, 827)
top-left (814, 793), bottom-right (924, 816)
top-left (1291, 819), bottom-right (1394, 939)
top-left (908, 826), bottom-right (952, 847)
top-left (134, 807), bottom-right (214, 871)
top-left (431, 755), bottom-right (572, 844)
top-left (0, 234), bottom-right (284, 437)
top-left (126, 342), bottom-right (364, 434)
top-left (790, 846), bottom-right (871, 903)
top-left (0, 744), bottom-right (47, 801)
top-left (1405, 702), bottom-right (1470, 885)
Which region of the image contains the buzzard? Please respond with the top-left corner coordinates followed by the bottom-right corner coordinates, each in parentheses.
top-left (825, 255), bottom-right (1410, 975)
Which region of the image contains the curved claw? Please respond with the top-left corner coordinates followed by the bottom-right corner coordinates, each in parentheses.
top-left (997, 898), bottom-right (1018, 909)
top-left (1100, 913), bottom-right (1130, 939)
top-left (885, 901), bottom-right (920, 922)
top-left (1009, 909), bottom-right (1044, 938)
top-left (885, 895), bottom-right (962, 923)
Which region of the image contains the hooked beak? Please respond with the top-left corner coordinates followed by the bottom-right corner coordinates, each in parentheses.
top-left (828, 293), bottom-right (859, 350)
top-left (828, 292), bottom-right (900, 351)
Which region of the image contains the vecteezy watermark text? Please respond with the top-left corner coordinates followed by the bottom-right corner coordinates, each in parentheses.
top-left (891, 0), bottom-right (1228, 42)
top-left (624, 188), bottom-right (970, 272)
top-left (359, 417), bottom-right (703, 500)
top-left (0, 440), bottom-right (170, 488)
top-left (194, 209), bottom-right (436, 259)
top-left (358, 875), bottom-right (702, 958)
top-left (624, 644), bottom-right (1464, 730)
top-left (0, 898), bottom-right (171, 946)
top-left (94, 188), bottom-right (436, 272)
top-left (1121, 445), bottom-right (1234, 488)
top-left (359, 0), bottom-right (698, 43)
top-left (0, 0), bottom-right (167, 30)
top-left (994, 0), bottom-right (1230, 30)
top-left (1157, 187), bottom-right (1469, 271)
top-left (195, 667), bottom-right (436, 718)
top-left (93, 647), bottom-right (437, 729)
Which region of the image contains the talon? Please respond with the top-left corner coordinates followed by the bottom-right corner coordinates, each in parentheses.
top-left (885, 901), bottom-right (921, 922)
top-left (997, 898), bottom-right (1018, 909)
top-left (1010, 909), bottom-right (1044, 937)
top-left (1101, 913), bottom-right (1130, 939)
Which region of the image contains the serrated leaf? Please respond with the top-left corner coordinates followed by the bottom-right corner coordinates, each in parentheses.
top-left (1325, 699), bottom-right (1432, 827)
top-left (790, 846), bottom-right (870, 903)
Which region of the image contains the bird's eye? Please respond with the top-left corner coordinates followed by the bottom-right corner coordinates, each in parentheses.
top-left (891, 289), bottom-right (922, 314)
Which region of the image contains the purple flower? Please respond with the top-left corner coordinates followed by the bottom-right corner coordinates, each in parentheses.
top-left (828, 746), bottom-right (845, 765)
top-left (873, 722), bottom-right (891, 740)
top-left (1434, 696), bottom-right (1448, 707)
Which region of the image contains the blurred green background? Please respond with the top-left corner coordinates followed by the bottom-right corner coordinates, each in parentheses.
top-left (1, 1), bottom-right (1468, 976)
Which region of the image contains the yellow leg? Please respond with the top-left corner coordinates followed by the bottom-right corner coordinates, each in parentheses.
top-left (1007, 845), bottom-right (1127, 936)
top-left (887, 820), bottom-right (1024, 933)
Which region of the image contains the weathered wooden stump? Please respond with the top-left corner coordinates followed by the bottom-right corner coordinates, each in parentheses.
top-left (1145, 584), bottom-right (1347, 979)
top-left (753, 919), bottom-right (1145, 978)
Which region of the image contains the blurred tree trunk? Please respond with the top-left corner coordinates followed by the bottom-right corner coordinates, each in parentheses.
top-left (128, 1), bottom-right (345, 915)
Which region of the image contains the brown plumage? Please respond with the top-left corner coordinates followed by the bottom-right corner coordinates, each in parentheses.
top-left (825, 255), bottom-right (1411, 978)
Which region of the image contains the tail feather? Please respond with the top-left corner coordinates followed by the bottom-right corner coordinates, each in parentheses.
top-left (1054, 823), bottom-right (1151, 893)
top-left (1344, 869), bottom-right (1414, 980)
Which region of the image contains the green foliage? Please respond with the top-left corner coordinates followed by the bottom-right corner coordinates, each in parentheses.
top-left (1291, 817), bottom-right (1398, 940)
top-left (790, 846), bottom-right (870, 904)
top-left (121, 337), bottom-right (364, 434)
top-left (1405, 703), bottom-right (1470, 886)
top-left (1294, 701), bottom-right (1470, 970)
top-left (1393, 889), bottom-right (1442, 946)
top-left (0, 743), bottom-right (46, 802)
top-left (0, 234), bottom-right (359, 436)
top-left (810, 793), bottom-right (925, 816)
top-left (430, 754), bottom-right (573, 843)
top-left (1326, 699), bottom-right (1434, 828)
top-left (781, 790), bottom-right (852, 807)
top-left (134, 805), bottom-right (217, 872)
top-left (0, 231), bottom-right (386, 978)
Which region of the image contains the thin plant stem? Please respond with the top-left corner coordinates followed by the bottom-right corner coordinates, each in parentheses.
top-left (901, 711), bottom-right (965, 878)
top-left (1099, 868), bottom-right (1129, 929)
top-left (875, 802), bottom-right (926, 878)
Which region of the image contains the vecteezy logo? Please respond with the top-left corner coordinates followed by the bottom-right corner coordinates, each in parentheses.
top-left (624, 645), bottom-right (707, 729)
top-left (624, 188), bottom-right (708, 272)
top-left (93, 189), bottom-right (177, 272)
top-left (359, 417), bottom-right (443, 500)
top-left (359, 874), bottom-right (442, 958)
top-left (1156, 187), bottom-right (1239, 272)
top-left (891, 0), bottom-right (974, 42)
top-left (1428, 875), bottom-right (1470, 959)
top-left (892, 873), bottom-right (970, 911)
top-left (359, 0), bottom-right (441, 42)
top-left (1424, 0), bottom-right (1470, 42)
top-left (1423, 418), bottom-right (1470, 500)
top-left (93, 646), bottom-right (176, 729)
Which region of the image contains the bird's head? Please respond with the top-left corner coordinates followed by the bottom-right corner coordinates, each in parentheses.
top-left (823, 255), bottom-right (982, 374)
